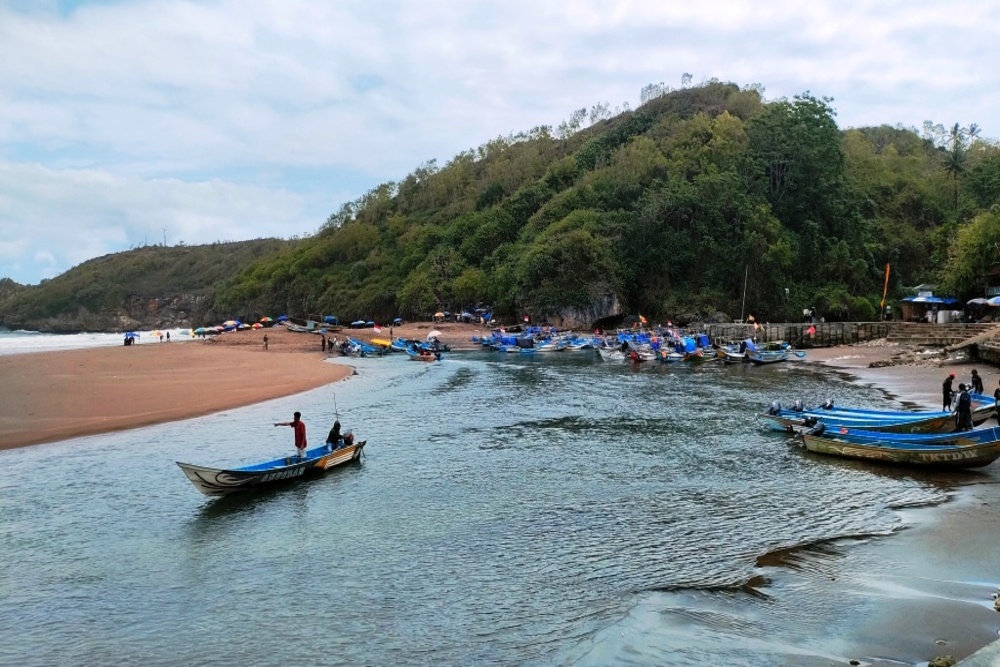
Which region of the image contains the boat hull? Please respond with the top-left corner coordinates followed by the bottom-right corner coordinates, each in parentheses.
top-left (799, 432), bottom-right (1000, 468)
top-left (177, 441), bottom-right (366, 496)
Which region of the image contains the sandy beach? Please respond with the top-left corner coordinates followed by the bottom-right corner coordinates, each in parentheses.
top-left (3, 325), bottom-right (995, 451)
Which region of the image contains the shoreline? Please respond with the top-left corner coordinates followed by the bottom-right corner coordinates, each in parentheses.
top-left (3, 330), bottom-right (999, 661)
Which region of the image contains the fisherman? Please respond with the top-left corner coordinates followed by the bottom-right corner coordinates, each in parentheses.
top-left (325, 420), bottom-right (342, 450)
top-left (971, 368), bottom-right (984, 394)
top-left (274, 411), bottom-right (307, 459)
top-left (942, 373), bottom-right (956, 410)
top-left (955, 383), bottom-right (973, 431)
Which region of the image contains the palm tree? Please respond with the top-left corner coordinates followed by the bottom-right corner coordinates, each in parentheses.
top-left (943, 145), bottom-right (967, 210)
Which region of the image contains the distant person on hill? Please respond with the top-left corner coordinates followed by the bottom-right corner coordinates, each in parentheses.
top-left (274, 412), bottom-right (307, 459)
top-left (955, 383), bottom-right (973, 431)
top-left (263, 333), bottom-right (269, 350)
top-left (971, 368), bottom-right (984, 394)
top-left (942, 373), bottom-right (956, 410)
top-left (166, 332), bottom-right (170, 342)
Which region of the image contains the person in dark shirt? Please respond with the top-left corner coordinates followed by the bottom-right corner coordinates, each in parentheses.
top-left (971, 368), bottom-right (984, 394)
top-left (955, 384), bottom-right (973, 431)
top-left (942, 373), bottom-right (956, 410)
top-left (326, 420), bottom-right (342, 450)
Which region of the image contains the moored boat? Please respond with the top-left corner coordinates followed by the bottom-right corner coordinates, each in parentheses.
top-left (177, 439), bottom-right (367, 496)
top-left (798, 424), bottom-right (1000, 468)
top-left (760, 397), bottom-right (996, 434)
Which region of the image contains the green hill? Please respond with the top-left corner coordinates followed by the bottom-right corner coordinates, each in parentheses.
top-left (0, 239), bottom-right (291, 332)
top-left (4, 81), bottom-right (1000, 332)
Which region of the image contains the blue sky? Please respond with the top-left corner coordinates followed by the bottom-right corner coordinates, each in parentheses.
top-left (1, 0), bottom-right (998, 285)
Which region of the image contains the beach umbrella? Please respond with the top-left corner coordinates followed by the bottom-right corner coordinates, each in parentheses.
top-left (427, 330), bottom-right (442, 340)
top-left (260, 316), bottom-right (273, 323)
top-left (252, 322), bottom-right (263, 329)
top-left (194, 327), bottom-right (207, 334)
top-left (434, 312), bottom-right (444, 318)
top-left (223, 320), bottom-right (238, 327)
top-left (988, 297), bottom-right (1000, 307)
top-left (277, 315), bottom-right (289, 322)
top-left (968, 298), bottom-right (989, 305)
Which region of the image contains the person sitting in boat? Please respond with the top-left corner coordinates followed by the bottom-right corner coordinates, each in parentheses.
top-left (343, 429), bottom-right (355, 447)
top-left (325, 420), bottom-right (343, 450)
top-left (955, 383), bottom-right (973, 431)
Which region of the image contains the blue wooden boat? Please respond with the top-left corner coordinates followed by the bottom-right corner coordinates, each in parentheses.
top-left (177, 439), bottom-right (366, 496)
top-left (798, 424), bottom-right (1000, 468)
top-left (760, 396), bottom-right (996, 434)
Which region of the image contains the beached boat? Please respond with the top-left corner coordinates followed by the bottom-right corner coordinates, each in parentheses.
top-left (177, 440), bottom-right (367, 496)
top-left (760, 397), bottom-right (996, 434)
top-left (798, 424), bottom-right (1000, 468)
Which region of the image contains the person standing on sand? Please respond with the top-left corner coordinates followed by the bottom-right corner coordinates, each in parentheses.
top-left (942, 373), bottom-right (956, 410)
top-left (971, 368), bottom-right (984, 394)
top-left (275, 412), bottom-right (307, 458)
top-left (263, 333), bottom-right (269, 350)
top-left (955, 383), bottom-right (973, 431)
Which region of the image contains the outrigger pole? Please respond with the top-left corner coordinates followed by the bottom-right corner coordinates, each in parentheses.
top-left (740, 265), bottom-right (748, 323)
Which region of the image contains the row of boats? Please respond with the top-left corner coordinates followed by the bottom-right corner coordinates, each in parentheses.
top-left (472, 328), bottom-right (806, 364)
top-left (761, 396), bottom-right (1000, 468)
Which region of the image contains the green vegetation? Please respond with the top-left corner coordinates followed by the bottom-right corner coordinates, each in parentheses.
top-left (0, 240), bottom-right (291, 330)
top-left (4, 81), bottom-right (1000, 331)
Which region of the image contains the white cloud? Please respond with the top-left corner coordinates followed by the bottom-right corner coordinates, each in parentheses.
top-left (0, 0), bottom-right (998, 283)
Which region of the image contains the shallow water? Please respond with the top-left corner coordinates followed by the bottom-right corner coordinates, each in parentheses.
top-left (0, 352), bottom-right (991, 665)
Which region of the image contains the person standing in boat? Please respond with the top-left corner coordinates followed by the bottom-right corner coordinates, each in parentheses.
top-left (942, 373), bottom-right (956, 410)
top-left (275, 412), bottom-right (307, 458)
top-left (971, 368), bottom-right (984, 395)
top-left (955, 383), bottom-right (973, 431)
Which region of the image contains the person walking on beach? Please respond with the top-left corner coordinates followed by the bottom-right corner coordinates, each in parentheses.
top-left (955, 384), bottom-right (973, 431)
top-left (943, 373), bottom-right (956, 410)
top-left (275, 412), bottom-right (307, 458)
top-left (971, 368), bottom-right (984, 394)
top-left (263, 333), bottom-right (269, 350)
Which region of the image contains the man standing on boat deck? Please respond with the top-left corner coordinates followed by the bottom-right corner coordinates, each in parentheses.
top-left (943, 373), bottom-right (956, 410)
top-left (275, 412), bottom-right (307, 458)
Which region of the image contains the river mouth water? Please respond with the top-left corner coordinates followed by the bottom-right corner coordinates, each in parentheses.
top-left (1, 351), bottom-right (996, 666)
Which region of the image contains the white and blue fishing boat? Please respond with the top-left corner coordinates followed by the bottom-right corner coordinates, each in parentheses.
top-left (760, 397), bottom-right (996, 434)
top-left (177, 439), bottom-right (367, 496)
top-left (798, 424), bottom-right (1000, 468)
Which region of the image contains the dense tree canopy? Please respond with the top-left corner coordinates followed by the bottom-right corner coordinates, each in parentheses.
top-left (4, 81), bottom-right (999, 330)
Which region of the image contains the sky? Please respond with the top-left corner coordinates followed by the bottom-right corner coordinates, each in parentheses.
top-left (1, 0), bottom-right (997, 285)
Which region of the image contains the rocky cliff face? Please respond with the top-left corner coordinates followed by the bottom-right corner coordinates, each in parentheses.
top-left (1, 293), bottom-right (215, 333)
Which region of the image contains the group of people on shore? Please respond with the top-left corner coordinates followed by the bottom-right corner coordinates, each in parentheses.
top-left (273, 412), bottom-right (355, 458)
top-left (942, 368), bottom-right (997, 431)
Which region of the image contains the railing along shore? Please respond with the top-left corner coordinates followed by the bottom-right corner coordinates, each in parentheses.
top-left (696, 322), bottom-right (891, 348)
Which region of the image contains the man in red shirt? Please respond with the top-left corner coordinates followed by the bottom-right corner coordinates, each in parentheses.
top-left (275, 411), bottom-right (307, 458)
